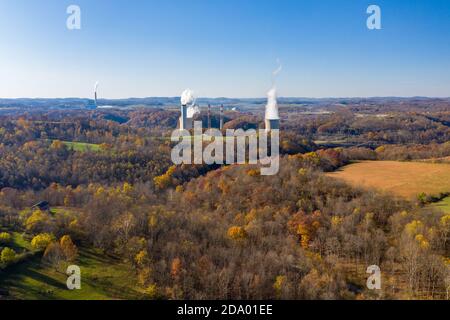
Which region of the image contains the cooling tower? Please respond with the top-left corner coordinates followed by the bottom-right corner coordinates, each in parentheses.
top-left (265, 119), bottom-right (280, 132)
top-left (265, 86), bottom-right (279, 132)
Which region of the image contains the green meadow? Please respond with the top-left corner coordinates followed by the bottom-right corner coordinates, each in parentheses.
top-left (0, 247), bottom-right (142, 300)
top-left (429, 197), bottom-right (450, 213)
top-left (60, 141), bottom-right (101, 152)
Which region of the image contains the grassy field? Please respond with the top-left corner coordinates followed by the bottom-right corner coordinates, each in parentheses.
top-left (0, 247), bottom-right (142, 300)
top-left (327, 161), bottom-right (450, 199)
top-left (429, 197), bottom-right (450, 213)
top-left (61, 141), bottom-right (101, 152)
top-left (42, 139), bottom-right (101, 152)
top-left (9, 232), bottom-right (33, 252)
top-left (1, 207), bottom-right (142, 300)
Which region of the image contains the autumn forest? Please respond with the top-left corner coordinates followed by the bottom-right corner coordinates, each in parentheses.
top-left (0, 98), bottom-right (449, 300)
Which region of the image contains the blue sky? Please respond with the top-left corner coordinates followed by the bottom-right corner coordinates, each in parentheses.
top-left (0, 0), bottom-right (449, 98)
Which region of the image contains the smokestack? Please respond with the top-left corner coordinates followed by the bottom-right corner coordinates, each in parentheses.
top-left (207, 104), bottom-right (211, 130)
top-left (180, 104), bottom-right (188, 130)
top-left (220, 104), bottom-right (224, 130)
top-left (94, 81), bottom-right (99, 108)
top-left (180, 89), bottom-right (196, 130)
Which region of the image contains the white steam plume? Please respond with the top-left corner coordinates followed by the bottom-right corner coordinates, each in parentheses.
top-left (187, 105), bottom-right (200, 118)
top-left (181, 89), bottom-right (199, 119)
top-left (265, 60), bottom-right (281, 120)
top-left (94, 81), bottom-right (99, 93)
top-left (181, 89), bottom-right (196, 106)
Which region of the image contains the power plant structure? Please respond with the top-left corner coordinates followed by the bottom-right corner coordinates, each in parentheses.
top-left (220, 104), bottom-right (224, 130)
top-left (265, 118), bottom-right (280, 132)
top-left (265, 87), bottom-right (280, 132)
top-left (179, 102), bottom-right (228, 132)
top-left (86, 82), bottom-right (99, 110)
top-left (179, 103), bottom-right (193, 130)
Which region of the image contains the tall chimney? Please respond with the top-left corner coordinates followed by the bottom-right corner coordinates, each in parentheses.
top-left (180, 104), bottom-right (187, 130)
top-left (220, 104), bottom-right (224, 130)
top-left (94, 91), bottom-right (98, 107)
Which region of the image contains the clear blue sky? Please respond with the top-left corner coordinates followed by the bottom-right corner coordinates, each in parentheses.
top-left (0, 0), bottom-right (449, 98)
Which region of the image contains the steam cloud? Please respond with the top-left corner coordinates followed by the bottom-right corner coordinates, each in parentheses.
top-left (181, 89), bottom-right (195, 106)
top-left (181, 89), bottom-right (199, 118)
top-left (265, 60), bottom-right (281, 120)
top-left (94, 81), bottom-right (99, 93)
top-left (187, 105), bottom-right (200, 118)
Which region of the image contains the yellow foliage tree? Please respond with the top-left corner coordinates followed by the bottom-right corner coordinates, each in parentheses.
top-left (31, 233), bottom-right (55, 250)
top-left (440, 214), bottom-right (450, 246)
top-left (375, 146), bottom-right (386, 153)
top-left (25, 210), bottom-right (50, 232)
top-left (0, 232), bottom-right (11, 244)
top-left (50, 140), bottom-right (65, 150)
top-left (145, 284), bottom-right (160, 299)
top-left (415, 234), bottom-right (430, 250)
top-left (60, 235), bottom-right (78, 262)
top-left (441, 214), bottom-right (450, 228)
top-left (153, 165), bottom-right (177, 190)
top-left (148, 214), bottom-right (158, 229)
top-left (273, 275), bottom-right (286, 299)
top-left (405, 220), bottom-right (424, 237)
top-left (297, 223), bottom-right (310, 249)
top-left (1, 247), bottom-right (16, 264)
top-left (122, 182), bottom-right (133, 194)
top-left (154, 172), bottom-right (172, 190)
top-left (227, 226), bottom-right (247, 241)
top-left (247, 169), bottom-right (260, 177)
top-left (135, 250), bottom-right (149, 267)
top-left (331, 216), bottom-right (343, 228)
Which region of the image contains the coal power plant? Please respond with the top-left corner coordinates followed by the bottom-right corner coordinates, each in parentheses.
top-left (178, 76), bottom-right (282, 132)
top-left (179, 103), bottom-right (190, 130)
top-left (179, 89), bottom-right (198, 130)
top-left (265, 87), bottom-right (280, 132)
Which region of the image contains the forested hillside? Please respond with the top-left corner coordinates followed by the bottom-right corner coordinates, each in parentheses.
top-left (1, 103), bottom-right (449, 300)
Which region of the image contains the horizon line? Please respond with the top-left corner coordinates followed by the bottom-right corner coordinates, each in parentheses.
top-left (1, 95), bottom-right (449, 101)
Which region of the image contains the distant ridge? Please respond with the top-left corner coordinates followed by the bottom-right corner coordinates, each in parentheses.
top-left (0, 96), bottom-right (449, 110)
